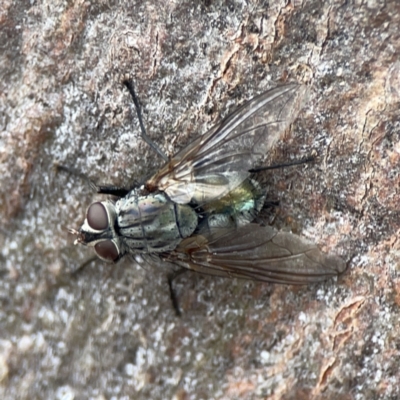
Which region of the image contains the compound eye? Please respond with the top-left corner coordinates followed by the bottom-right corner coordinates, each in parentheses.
top-left (87, 202), bottom-right (108, 230)
top-left (94, 240), bottom-right (119, 262)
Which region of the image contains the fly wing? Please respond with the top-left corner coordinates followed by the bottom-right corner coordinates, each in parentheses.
top-left (165, 224), bottom-right (346, 284)
top-left (147, 84), bottom-right (308, 204)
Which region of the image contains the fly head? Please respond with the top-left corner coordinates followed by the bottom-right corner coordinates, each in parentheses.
top-left (70, 200), bottom-right (123, 263)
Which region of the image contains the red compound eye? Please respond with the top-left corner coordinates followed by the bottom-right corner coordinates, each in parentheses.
top-left (94, 240), bottom-right (119, 262)
top-left (87, 202), bottom-right (108, 230)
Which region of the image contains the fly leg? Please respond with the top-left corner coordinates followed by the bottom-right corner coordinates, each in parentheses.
top-left (70, 256), bottom-right (98, 276)
top-left (122, 79), bottom-right (169, 162)
top-left (249, 155), bottom-right (315, 173)
top-left (167, 269), bottom-right (188, 317)
top-left (54, 163), bottom-right (132, 197)
top-left (250, 156), bottom-right (315, 224)
top-left (90, 183), bottom-right (130, 197)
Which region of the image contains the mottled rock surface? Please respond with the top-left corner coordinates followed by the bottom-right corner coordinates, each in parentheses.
top-left (1, 1), bottom-right (399, 399)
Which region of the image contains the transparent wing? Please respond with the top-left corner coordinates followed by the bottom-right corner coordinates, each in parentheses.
top-left (147, 84), bottom-right (308, 204)
top-left (165, 224), bottom-right (345, 284)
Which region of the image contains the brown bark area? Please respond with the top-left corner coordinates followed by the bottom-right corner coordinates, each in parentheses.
top-left (0, 1), bottom-right (399, 399)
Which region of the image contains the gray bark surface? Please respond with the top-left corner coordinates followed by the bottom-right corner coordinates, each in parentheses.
top-left (0, 1), bottom-right (399, 399)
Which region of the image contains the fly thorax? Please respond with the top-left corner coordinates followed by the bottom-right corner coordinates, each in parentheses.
top-left (116, 191), bottom-right (198, 254)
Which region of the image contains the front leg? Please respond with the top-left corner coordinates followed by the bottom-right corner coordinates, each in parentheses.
top-left (55, 163), bottom-right (132, 198)
top-left (167, 268), bottom-right (188, 317)
top-left (90, 182), bottom-right (131, 197)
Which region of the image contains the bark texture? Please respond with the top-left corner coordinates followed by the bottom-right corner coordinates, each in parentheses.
top-left (0, 1), bottom-right (399, 399)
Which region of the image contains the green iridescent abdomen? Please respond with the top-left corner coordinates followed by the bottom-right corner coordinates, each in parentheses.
top-left (199, 178), bottom-right (265, 230)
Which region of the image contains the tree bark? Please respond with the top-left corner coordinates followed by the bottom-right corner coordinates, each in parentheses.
top-left (0, 1), bottom-right (399, 399)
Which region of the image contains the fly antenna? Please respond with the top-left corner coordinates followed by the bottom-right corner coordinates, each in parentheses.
top-left (123, 79), bottom-right (169, 162)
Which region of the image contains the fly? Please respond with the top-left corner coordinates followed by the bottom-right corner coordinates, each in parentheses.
top-left (69, 80), bottom-right (345, 308)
